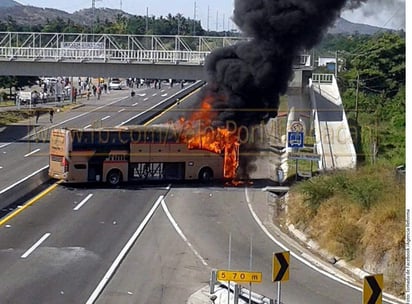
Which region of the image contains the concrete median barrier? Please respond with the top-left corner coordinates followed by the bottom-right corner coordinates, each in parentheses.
top-left (0, 165), bottom-right (50, 210)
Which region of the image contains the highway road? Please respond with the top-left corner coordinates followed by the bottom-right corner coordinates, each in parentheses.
top-left (0, 183), bottom-right (374, 304)
top-left (0, 82), bottom-right (401, 304)
top-left (0, 183), bottom-right (169, 303)
top-left (0, 83), bottom-right (194, 201)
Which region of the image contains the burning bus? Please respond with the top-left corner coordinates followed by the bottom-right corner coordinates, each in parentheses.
top-left (48, 123), bottom-right (239, 186)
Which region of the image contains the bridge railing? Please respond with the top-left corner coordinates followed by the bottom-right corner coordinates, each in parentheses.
top-left (0, 32), bottom-right (313, 67)
top-left (0, 32), bottom-right (248, 52)
top-left (0, 47), bottom-right (209, 65)
top-left (312, 73), bottom-right (334, 83)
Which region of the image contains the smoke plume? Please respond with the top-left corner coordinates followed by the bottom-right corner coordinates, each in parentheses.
top-left (202, 0), bottom-right (368, 127)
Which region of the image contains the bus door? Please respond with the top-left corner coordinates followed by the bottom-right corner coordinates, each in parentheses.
top-left (88, 152), bottom-right (105, 182)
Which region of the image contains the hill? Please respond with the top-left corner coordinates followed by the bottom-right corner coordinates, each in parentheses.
top-left (0, 1), bottom-right (391, 35)
top-left (329, 17), bottom-right (388, 35)
top-left (0, 1), bottom-right (131, 28)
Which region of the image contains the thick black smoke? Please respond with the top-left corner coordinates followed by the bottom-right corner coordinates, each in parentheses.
top-left (203, 0), bottom-right (367, 127)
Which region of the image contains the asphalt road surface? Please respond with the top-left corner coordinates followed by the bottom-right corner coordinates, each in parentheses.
top-left (0, 83), bottom-right (401, 304)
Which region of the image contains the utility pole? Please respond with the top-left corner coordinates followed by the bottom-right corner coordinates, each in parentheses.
top-left (334, 50), bottom-right (338, 78)
top-left (193, 1), bottom-right (197, 35)
top-left (145, 7), bottom-right (149, 34)
top-left (207, 5), bottom-right (210, 32)
top-left (355, 72), bottom-right (360, 124)
top-left (91, 0), bottom-right (102, 37)
top-left (216, 10), bottom-right (218, 31)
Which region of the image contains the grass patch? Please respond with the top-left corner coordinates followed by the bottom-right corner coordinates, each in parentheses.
top-left (287, 164), bottom-right (405, 296)
top-left (0, 101), bottom-right (15, 107)
top-left (0, 103), bottom-right (78, 126)
top-left (0, 109), bottom-right (35, 125)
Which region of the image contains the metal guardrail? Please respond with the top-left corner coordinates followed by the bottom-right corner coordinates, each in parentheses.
top-left (0, 32), bottom-right (312, 67)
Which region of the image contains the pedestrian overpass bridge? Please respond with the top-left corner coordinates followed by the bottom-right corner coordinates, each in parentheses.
top-left (0, 32), bottom-right (311, 81)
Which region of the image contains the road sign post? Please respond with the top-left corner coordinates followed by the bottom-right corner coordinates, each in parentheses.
top-left (272, 251), bottom-right (290, 304)
top-left (217, 269), bottom-right (262, 304)
top-left (288, 121), bottom-right (305, 181)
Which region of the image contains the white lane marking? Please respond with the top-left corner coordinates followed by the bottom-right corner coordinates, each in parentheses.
top-left (118, 108), bottom-right (125, 113)
top-left (161, 93), bottom-right (167, 97)
top-left (73, 193), bottom-right (93, 211)
top-left (132, 102), bottom-right (138, 106)
top-left (0, 165), bottom-right (49, 195)
top-left (161, 198), bottom-right (208, 266)
top-left (152, 93), bottom-right (157, 96)
top-left (84, 124), bottom-right (92, 129)
top-left (21, 233), bottom-right (51, 258)
top-left (137, 93), bottom-right (146, 97)
top-left (101, 115), bottom-right (111, 121)
top-left (0, 166), bottom-right (3, 169)
top-left (143, 97), bottom-right (149, 101)
top-left (0, 143), bottom-right (11, 149)
top-left (24, 148), bottom-right (40, 157)
top-left (85, 195), bottom-right (164, 304)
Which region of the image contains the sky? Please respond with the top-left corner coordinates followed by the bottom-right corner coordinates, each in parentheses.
top-left (16, 0), bottom-right (406, 31)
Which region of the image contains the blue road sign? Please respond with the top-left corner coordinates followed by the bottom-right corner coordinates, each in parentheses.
top-left (288, 132), bottom-right (304, 148)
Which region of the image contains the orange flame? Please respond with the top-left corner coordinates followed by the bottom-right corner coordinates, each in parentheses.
top-left (177, 97), bottom-right (240, 180)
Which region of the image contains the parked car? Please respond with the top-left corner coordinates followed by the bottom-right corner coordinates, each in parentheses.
top-left (109, 78), bottom-right (122, 90)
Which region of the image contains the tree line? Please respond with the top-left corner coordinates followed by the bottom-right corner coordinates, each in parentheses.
top-left (0, 13), bottom-right (237, 37)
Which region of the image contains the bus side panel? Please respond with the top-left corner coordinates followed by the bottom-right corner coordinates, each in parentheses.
top-left (130, 142), bottom-right (150, 163)
top-left (150, 143), bottom-right (169, 163)
top-left (68, 152), bottom-right (94, 183)
top-left (185, 152), bottom-right (225, 180)
top-left (163, 163), bottom-right (185, 180)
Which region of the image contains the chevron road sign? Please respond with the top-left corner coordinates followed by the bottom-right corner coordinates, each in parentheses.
top-left (272, 251), bottom-right (290, 282)
top-left (363, 274), bottom-right (383, 304)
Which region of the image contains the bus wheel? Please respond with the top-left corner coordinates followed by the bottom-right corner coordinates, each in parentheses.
top-left (199, 167), bottom-right (213, 182)
top-left (107, 169), bottom-right (122, 186)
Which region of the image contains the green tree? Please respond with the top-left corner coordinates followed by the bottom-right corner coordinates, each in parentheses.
top-left (336, 32), bottom-right (405, 165)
